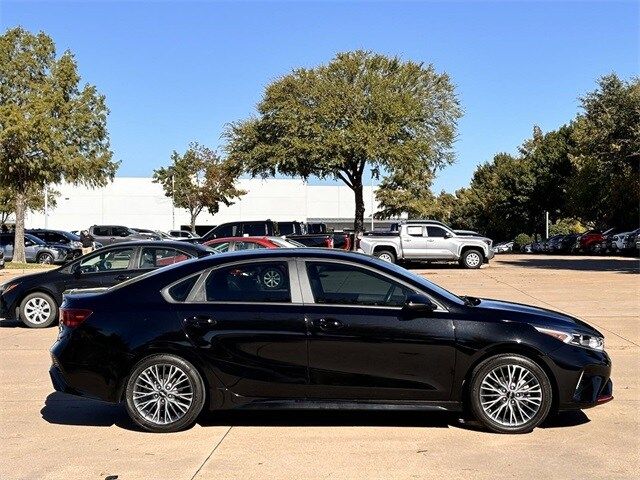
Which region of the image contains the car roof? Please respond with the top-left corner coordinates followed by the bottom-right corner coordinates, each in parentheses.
top-left (99, 240), bottom-right (210, 251)
top-left (206, 236), bottom-right (271, 242)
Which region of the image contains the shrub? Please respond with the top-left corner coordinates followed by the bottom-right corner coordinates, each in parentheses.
top-left (513, 233), bottom-right (533, 251)
top-left (549, 218), bottom-right (586, 236)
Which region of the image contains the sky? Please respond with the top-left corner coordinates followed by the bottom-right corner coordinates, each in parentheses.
top-left (1, 0), bottom-right (638, 192)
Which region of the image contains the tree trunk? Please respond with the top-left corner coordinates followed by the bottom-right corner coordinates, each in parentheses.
top-left (352, 179), bottom-right (365, 248)
top-left (13, 191), bottom-right (27, 263)
top-left (190, 213), bottom-right (197, 234)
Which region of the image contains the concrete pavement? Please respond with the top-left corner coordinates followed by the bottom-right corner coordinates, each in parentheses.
top-left (0, 255), bottom-right (638, 480)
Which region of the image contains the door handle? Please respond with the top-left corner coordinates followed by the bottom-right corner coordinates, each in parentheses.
top-left (315, 318), bottom-right (343, 330)
top-left (115, 274), bottom-right (131, 281)
top-left (184, 315), bottom-right (217, 327)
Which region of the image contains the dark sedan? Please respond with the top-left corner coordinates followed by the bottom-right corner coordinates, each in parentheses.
top-left (49, 249), bottom-right (612, 434)
top-left (0, 241), bottom-right (213, 328)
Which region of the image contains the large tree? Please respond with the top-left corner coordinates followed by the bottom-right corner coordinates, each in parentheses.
top-left (153, 143), bottom-right (246, 232)
top-left (568, 74), bottom-right (640, 228)
top-left (0, 27), bottom-right (117, 262)
top-left (225, 51), bottom-right (462, 235)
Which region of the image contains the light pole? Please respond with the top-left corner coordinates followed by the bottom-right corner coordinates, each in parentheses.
top-left (171, 171), bottom-right (176, 230)
top-left (44, 184), bottom-right (49, 229)
top-left (370, 171), bottom-right (375, 232)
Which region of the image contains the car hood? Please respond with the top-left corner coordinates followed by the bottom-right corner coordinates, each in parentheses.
top-left (474, 298), bottom-right (602, 336)
top-left (45, 242), bottom-right (74, 251)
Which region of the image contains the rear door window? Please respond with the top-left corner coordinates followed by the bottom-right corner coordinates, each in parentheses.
top-left (235, 241), bottom-right (267, 251)
top-left (406, 226), bottom-right (424, 237)
top-left (93, 226), bottom-right (111, 236)
top-left (242, 223), bottom-right (267, 236)
top-left (204, 261), bottom-right (291, 302)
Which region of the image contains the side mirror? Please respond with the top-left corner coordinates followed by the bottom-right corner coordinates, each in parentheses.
top-left (444, 232), bottom-right (453, 238)
top-left (402, 293), bottom-right (437, 317)
top-left (72, 264), bottom-right (82, 277)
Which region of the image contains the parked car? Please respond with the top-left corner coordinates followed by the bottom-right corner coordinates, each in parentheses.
top-left (0, 241), bottom-right (213, 328)
top-left (0, 233), bottom-right (76, 264)
top-left (359, 220), bottom-right (494, 268)
top-left (204, 236), bottom-right (304, 253)
top-left (202, 220), bottom-right (351, 250)
top-left (168, 230), bottom-right (200, 240)
top-left (88, 225), bottom-right (156, 246)
top-left (557, 233), bottom-right (581, 254)
top-left (492, 241), bottom-right (514, 254)
top-left (543, 235), bottom-right (564, 253)
top-left (50, 248), bottom-right (612, 434)
top-left (623, 228), bottom-right (640, 253)
top-left (131, 228), bottom-right (166, 240)
top-left (27, 229), bottom-right (82, 249)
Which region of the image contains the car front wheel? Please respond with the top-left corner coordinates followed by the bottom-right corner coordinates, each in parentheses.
top-left (37, 252), bottom-right (55, 264)
top-left (19, 292), bottom-right (58, 328)
top-left (125, 354), bottom-right (206, 433)
top-left (460, 249), bottom-right (483, 269)
top-left (469, 354), bottom-right (552, 434)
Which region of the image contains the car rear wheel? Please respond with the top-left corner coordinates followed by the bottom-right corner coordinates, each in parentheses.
top-left (374, 249), bottom-right (396, 264)
top-left (469, 354), bottom-right (552, 434)
top-left (460, 249), bottom-right (483, 269)
top-left (19, 292), bottom-right (58, 328)
top-left (125, 354), bottom-right (206, 433)
top-left (37, 252), bottom-right (54, 264)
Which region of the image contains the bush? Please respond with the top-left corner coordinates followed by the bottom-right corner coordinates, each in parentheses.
top-left (549, 218), bottom-right (585, 236)
top-left (513, 233), bottom-right (533, 251)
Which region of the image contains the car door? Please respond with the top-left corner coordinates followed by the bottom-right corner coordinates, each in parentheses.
top-left (425, 226), bottom-right (457, 259)
top-left (300, 259), bottom-right (456, 401)
top-left (400, 225), bottom-right (428, 258)
top-left (170, 259), bottom-right (309, 399)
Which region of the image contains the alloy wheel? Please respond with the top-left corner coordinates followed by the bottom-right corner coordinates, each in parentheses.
top-left (479, 364), bottom-right (543, 427)
top-left (23, 297), bottom-right (52, 325)
top-left (132, 363), bottom-right (194, 426)
top-left (38, 253), bottom-right (54, 264)
top-left (378, 252), bottom-right (394, 263)
top-left (465, 252), bottom-right (481, 268)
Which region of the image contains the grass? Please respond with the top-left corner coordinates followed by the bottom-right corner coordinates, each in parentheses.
top-left (4, 262), bottom-right (55, 270)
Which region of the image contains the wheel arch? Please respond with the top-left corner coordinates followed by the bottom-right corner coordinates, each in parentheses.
top-left (459, 245), bottom-right (486, 260)
top-left (372, 244), bottom-right (398, 256)
top-left (118, 344), bottom-right (224, 409)
top-left (459, 343), bottom-right (560, 414)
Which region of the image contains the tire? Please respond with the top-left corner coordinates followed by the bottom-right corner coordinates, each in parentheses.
top-left (19, 292), bottom-right (58, 328)
top-left (460, 249), bottom-right (483, 269)
top-left (125, 354), bottom-right (206, 433)
top-left (37, 252), bottom-right (54, 264)
top-left (469, 354), bottom-right (553, 434)
top-left (374, 249), bottom-right (396, 264)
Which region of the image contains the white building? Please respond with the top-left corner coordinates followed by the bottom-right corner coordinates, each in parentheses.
top-left (25, 177), bottom-right (383, 232)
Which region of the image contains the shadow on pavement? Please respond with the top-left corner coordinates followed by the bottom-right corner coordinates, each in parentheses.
top-left (41, 392), bottom-right (591, 433)
top-left (498, 257), bottom-right (639, 273)
top-left (41, 392), bottom-right (134, 429)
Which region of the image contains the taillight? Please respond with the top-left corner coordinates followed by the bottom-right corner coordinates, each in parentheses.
top-left (60, 308), bottom-right (93, 327)
top-left (324, 237), bottom-right (334, 248)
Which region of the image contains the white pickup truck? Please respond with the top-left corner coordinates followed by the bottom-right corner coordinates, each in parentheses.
top-left (359, 221), bottom-right (494, 269)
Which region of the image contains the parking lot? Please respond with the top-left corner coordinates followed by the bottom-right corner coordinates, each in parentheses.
top-left (1, 254), bottom-right (638, 480)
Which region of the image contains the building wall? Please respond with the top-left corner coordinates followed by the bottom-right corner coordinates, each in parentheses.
top-left (24, 177), bottom-right (381, 231)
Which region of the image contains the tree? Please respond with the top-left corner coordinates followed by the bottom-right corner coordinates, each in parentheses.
top-left (0, 27), bottom-right (117, 262)
top-left (375, 168), bottom-right (436, 219)
top-left (153, 143), bottom-right (246, 232)
top-left (568, 74), bottom-right (640, 228)
top-left (448, 153), bottom-right (535, 240)
top-left (0, 185), bottom-right (58, 226)
top-left (225, 50), bottom-right (462, 236)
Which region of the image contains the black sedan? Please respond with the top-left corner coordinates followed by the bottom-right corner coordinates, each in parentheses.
top-left (50, 249), bottom-right (612, 434)
top-left (0, 241), bottom-right (213, 328)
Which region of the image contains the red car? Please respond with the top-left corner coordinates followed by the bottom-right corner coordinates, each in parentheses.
top-left (204, 236), bottom-right (304, 253)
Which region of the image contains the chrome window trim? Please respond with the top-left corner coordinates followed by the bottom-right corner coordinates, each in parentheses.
top-left (161, 258), bottom-right (301, 305)
top-left (295, 258), bottom-right (448, 313)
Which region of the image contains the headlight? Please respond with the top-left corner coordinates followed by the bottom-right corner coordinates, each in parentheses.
top-left (535, 326), bottom-right (604, 351)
